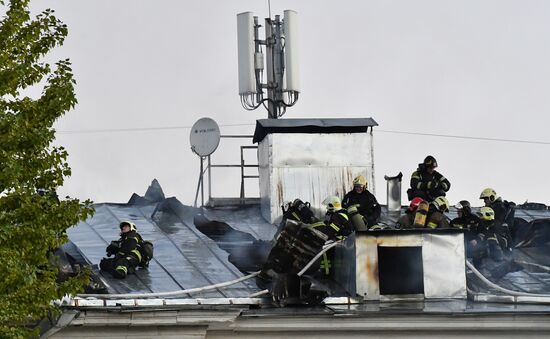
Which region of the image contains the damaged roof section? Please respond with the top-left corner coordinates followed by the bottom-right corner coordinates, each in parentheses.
top-left (67, 180), bottom-right (266, 297)
top-left (66, 179), bottom-right (550, 301)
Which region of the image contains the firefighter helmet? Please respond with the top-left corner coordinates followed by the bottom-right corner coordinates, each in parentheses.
top-left (119, 221), bottom-right (137, 232)
top-left (423, 155), bottom-right (438, 168)
top-left (353, 175), bottom-right (367, 188)
top-left (479, 188), bottom-right (498, 202)
top-left (432, 196), bottom-right (449, 212)
top-left (455, 200), bottom-right (471, 215)
top-left (479, 206), bottom-right (495, 221)
top-left (322, 196), bottom-right (342, 212)
top-left (408, 197), bottom-right (424, 212)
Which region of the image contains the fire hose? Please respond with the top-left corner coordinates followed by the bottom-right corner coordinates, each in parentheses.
top-left (77, 240), bottom-right (342, 300)
top-left (466, 260), bottom-right (550, 298)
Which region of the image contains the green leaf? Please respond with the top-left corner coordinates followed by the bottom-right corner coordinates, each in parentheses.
top-left (0, 1), bottom-right (94, 337)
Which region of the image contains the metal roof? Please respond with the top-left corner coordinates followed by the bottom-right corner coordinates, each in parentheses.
top-left (66, 180), bottom-right (550, 300)
top-left (52, 180), bottom-right (550, 338)
top-left (67, 180), bottom-right (265, 298)
top-left (252, 118), bottom-right (378, 143)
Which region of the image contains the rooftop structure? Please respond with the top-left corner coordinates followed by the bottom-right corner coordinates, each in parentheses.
top-left (43, 178), bottom-right (550, 338)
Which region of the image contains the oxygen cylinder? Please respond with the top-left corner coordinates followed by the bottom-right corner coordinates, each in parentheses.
top-left (413, 201), bottom-right (429, 227)
top-left (347, 205), bottom-right (367, 231)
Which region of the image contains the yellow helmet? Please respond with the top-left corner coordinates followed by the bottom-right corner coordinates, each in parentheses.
top-left (432, 196), bottom-right (449, 212)
top-left (479, 206), bottom-right (495, 221)
top-left (322, 196), bottom-right (342, 212)
top-left (119, 221), bottom-right (137, 232)
top-left (479, 188), bottom-right (498, 202)
top-left (353, 175), bottom-right (367, 188)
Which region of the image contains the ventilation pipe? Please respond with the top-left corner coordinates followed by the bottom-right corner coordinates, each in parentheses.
top-left (384, 172), bottom-right (403, 214)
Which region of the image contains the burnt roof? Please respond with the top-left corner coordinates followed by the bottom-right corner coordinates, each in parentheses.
top-left (66, 180), bottom-right (550, 300)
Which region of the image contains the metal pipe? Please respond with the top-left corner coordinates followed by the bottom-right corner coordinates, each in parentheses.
top-left (240, 146), bottom-right (245, 201)
top-left (210, 164), bottom-right (258, 168)
top-left (220, 135), bottom-right (254, 138)
top-left (384, 172), bottom-right (403, 213)
top-left (274, 14), bottom-right (284, 112)
top-left (200, 157), bottom-right (204, 207)
top-left (265, 18), bottom-right (276, 118)
top-left (208, 155), bottom-right (212, 203)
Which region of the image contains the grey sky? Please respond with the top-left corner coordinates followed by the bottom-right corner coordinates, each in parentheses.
top-left (32, 0), bottom-right (550, 206)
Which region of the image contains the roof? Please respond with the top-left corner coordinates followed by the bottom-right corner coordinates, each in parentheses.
top-left (65, 180), bottom-right (550, 299)
top-left (66, 180), bottom-right (273, 298)
top-left (51, 180), bottom-right (550, 337)
top-left (252, 118), bottom-right (378, 143)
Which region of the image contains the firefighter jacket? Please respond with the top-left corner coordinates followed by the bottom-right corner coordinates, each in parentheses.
top-left (409, 164), bottom-right (451, 200)
top-left (342, 189), bottom-right (381, 227)
top-left (451, 213), bottom-right (482, 242)
top-left (396, 210), bottom-right (415, 229)
top-left (488, 198), bottom-right (516, 232)
top-left (107, 230), bottom-right (144, 263)
top-left (425, 205), bottom-right (450, 229)
top-left (312, 209), bottom-right (352, 241)
top-left (450, 213), bottom-right (481, 231)
top-left (477, 219), bottom-right (510, 251)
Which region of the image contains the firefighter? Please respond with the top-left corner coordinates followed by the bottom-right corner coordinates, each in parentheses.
top-left (257, 196), bottom-right (353, 304)
top-left (396, 197), bottom-right (424, 229)
top-left (450, 200), bottom-right (481, 231)
top-left (408, 155), bottom-right (451, 202)
top-left (317, 196), bottom-right (353, 240)
top-left (342, 175), bottom-right (381, 228)
top-left (100, 221), bottom-right (144, 278)
top-left (425, 196), bottom-right (451, 228)
top-left (311, 196), bottom-right (353, 276)
top-left (479, 188), bottom-right (514, 249)
top-left (474, 207), bottom-right (507, 262)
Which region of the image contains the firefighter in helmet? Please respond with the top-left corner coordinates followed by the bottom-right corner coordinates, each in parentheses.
top-left (100, 221), bottom-right (144, 278)
top-left (309, 196), bottom-right (353, 276)
top-left (256, 196), bottom-right (353, 303)
top-left (397, 197), bottom-right (424, 229)
top-left (342, 175), bottom-right (381, 228)
top-left (473, 206), bottom-right (507, 263)
top-left (425, 196), bottom-right (451, 228)
top-left (450, 200), bottom-right (481, 231)
top-left (479, 188), bottom-right (514, 249)
top-left (408, 155), bottom-right (451, 202)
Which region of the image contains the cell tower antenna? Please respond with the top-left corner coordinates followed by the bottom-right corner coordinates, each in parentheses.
top-left (237, 10), bottom-right (300, 119)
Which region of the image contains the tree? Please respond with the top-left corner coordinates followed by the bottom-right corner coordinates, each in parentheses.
top-left (0, 0), bottom-right (93, 337)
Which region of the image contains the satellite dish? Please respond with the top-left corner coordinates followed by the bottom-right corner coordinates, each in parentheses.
top-left (190, 117), bottom-right (221, 157)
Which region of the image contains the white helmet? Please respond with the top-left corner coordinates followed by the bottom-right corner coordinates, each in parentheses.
top-left (119, 221), bottom-right (137, 232)
top-left (322, 196), bottom-right (342, 212)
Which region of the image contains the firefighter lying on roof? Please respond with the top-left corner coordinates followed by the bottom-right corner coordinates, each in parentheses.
top-left (100, 221), bottom-right (153, 279)
top-left (257, 196), bottom-right (353, 305)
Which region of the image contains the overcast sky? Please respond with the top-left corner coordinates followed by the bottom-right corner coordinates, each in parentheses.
top-left (30, 0), bottom-right (550, 207)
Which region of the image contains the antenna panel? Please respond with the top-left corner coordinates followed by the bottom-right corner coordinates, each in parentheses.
top-left (237, 12), bottom-right (256, 95)
top-left (283, 10), bottom-right (300, 92)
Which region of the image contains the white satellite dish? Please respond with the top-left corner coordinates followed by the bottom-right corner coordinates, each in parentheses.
top-left (190, 117), bottom-right (221, 157)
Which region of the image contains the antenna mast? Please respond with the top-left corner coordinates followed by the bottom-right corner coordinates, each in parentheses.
top-left (237, 10), bottom-right (300, 119)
